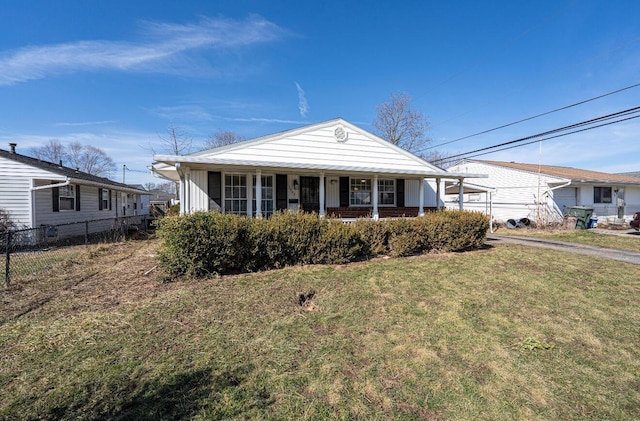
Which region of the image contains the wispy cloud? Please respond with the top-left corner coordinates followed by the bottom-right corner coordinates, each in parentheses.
top-left (294, 81), bottom-right (309, 117)
top-left (55, 120), bottom-right (117, 127)
top-left (0, 15), bottom-right (288, 86)
top-left (228, 116), bottom-right (307, 125)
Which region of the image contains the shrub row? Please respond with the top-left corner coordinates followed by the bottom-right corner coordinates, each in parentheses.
top-left (156, 210), bottom-right (489, 278)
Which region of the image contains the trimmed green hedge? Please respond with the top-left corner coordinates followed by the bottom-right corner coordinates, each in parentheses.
top-left (156, 210), bottom-right (489, 278)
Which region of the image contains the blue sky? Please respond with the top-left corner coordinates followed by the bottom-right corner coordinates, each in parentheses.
top-left (1, 0), bottom-right (639, 185)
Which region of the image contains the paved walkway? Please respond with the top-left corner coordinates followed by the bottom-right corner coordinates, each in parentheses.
top-left (487, 234), bottom-right (640, 265)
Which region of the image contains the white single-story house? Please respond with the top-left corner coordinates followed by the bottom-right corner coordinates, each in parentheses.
top-left (0, 144), bottom-right (149, 236)
top-left (445, 159), bottom-right (640, 225)
top-left (151, 118), bottom-right (486, 219)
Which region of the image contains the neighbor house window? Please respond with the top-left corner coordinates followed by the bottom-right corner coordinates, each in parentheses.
top-left (59, 185), bottom-right (75, 211)
top-left (594, 186), bottom-right (612, 204)
top-left (224, 174), bottom-right (248, 215)
top-left (101, 189), bottom-right (109, 210)
top-left (350, 178), bottom-right (395, 206)
top-left (350, 178), bottom-right (372, 206)
top-left (252, 175), bottom-right (274, 217)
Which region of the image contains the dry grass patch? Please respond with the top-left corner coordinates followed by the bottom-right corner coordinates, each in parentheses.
top-left (1, 239), bottom-right (639, 419)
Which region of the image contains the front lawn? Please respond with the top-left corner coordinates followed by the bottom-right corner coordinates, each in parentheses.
top-left (1, 239), bottom-right (638, 419)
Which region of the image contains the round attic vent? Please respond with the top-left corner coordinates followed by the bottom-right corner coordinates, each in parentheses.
top-left (334, 125), bottom-right (348, 142)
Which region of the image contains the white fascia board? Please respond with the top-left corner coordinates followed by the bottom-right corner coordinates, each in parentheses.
top-left (152, 155), bottom-right (487, 180)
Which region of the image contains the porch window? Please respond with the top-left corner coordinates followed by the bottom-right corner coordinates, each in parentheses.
top-left (349, 178), bottom-right (395, 206)
top-left (594, 186), bottom-right (612, 204)
top-left (378, 179), bottom-right (395, 205)
top-left (350, 178), bottom-right (372, 205)
top-left (224, 174), bottom-right (248, 214)
top-left (59, 185), bottom-right (75, 211)
top-left (252, 175), bottom-right (274, 217)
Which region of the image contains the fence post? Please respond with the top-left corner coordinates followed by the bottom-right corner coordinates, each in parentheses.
top-left (85, 221), bottom-right (89, 247)
top-left (4, 231), bottom-right (11, 289)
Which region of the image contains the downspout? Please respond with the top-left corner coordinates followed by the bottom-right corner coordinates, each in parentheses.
top-left (175, 162), bottom-right (184, 215)
top-left (30, 178), bottom-right (71, 191)
top-left (30, 178), bottom-right (71, 228)
top-left (545, 180), bottom-right (572, 219)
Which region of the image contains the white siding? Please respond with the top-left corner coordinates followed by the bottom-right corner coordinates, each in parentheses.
top-left (196, 123), bottom-right (441, 174)
top-left (34, 182), bottom-right (119, 226)
top-left (326, 177), bottom-right (340, 208)
top-left (553, 187), bottom-right (577, 214)
top-left (0, 156), bottom-right (65, 228)
top-left (446, 162), bottom-right (565, 223)
top-left (183, 170), bottom-right (209, 213)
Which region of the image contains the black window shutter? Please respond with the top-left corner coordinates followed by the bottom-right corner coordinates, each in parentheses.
top-left (275, 174), bottom-right (288, 211)
top-left (109, 190), bottom-right (112, 210)
top-left (98, 188), bottom-right (103, 210)
top-left (396, 179), bottom-right (405, 207)
top-left (76, 185), bottom-right (81, 211)
top-left (207, 171), bottom-right (222, 209)
top-left (52, 186), bottom-right (60, 212)
top-left (339, 177), bottom-right (349, 207)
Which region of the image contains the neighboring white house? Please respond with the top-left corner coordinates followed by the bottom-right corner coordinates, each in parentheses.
top-left (445, 159), bottom-right (640, 224)
top-left (151, 118), bottom-right (486, 219)
top-left (0, 144), bottom-right (149, 236)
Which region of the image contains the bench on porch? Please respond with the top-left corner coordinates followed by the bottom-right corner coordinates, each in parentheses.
top-left (326, 207), bottom-right (438, 219)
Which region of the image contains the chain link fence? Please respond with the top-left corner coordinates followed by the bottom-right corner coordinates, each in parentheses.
top-left (3, 215), bottom-right (152, 288)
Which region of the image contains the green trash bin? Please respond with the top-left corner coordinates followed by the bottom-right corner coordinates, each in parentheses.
top-left (567, 206), bottom-right (594, 230)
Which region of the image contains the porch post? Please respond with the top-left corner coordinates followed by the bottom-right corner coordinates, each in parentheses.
top-left (372, 174), bottom-right (379, 220)
top-left (319, 172), bottom-right (325, 217)
top-left (458, 178), bottom-right (464, 210)
top-left (436, 178), bottom-right (441, 210)
top-left (255, 170), bottom-right (262, 218)
top-left (419, 178), bottom-right (425, 216)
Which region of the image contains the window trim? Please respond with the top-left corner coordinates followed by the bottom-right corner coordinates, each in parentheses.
top-left (377, 178), bottom-right (396, 206)
top-left (223, 173), bottom-right (248, 215)
top-left (100, 189), bottom-right (110, 211)
top-left (58, 184), bottom-right (76, 212)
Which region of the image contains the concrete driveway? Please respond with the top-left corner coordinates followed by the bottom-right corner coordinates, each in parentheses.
top-left (487, 233), bottom-right (640, 265)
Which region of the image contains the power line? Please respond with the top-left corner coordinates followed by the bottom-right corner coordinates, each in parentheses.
top-left (423, 82), bottom-right (640, 151)
top-left (435, 106), bottom-right (640, 162)
top-left (460, 114), bottom-right (640, 160)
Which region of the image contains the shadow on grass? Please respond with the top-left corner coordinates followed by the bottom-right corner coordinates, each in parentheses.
top-left (40, 364), bottom-right (273, 420)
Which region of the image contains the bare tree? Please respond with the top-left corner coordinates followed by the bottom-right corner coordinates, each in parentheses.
top-left (373, 92), bottom-right (431, 154)
top-left (154, 123), bottom-right (192, 156)
top-left (30, 139), bottom-right (115, 177)
top-left (422, 149), bottom-right (457, 169)
top-left (30, 139), bottom-right (66, 164)
top-left (64, 141), bottom-right (116, 177)
top-left (204, 130), bottom-right (244, 149)
top-left (144, 181), bottom-right (176, 194)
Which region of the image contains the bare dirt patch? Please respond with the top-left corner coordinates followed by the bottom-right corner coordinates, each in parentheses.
top-left (1, 239), bottom-right (170, 323)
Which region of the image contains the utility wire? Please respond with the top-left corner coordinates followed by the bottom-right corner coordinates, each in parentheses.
top-left (460, 114), bottom-right (640, 160)
top-left (124, 166), bottom-right (150, 174)
top-left (436, 106), bottom-right (640, 162)
top-left (423, 82), bottom-right (640, 151)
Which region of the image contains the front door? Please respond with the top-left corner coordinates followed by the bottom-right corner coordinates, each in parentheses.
top-left (300, 176), bottom-right (320, 213)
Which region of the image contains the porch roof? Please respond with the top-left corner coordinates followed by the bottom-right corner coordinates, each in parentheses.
top-left (151, 155), bottom-right (486, 182)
